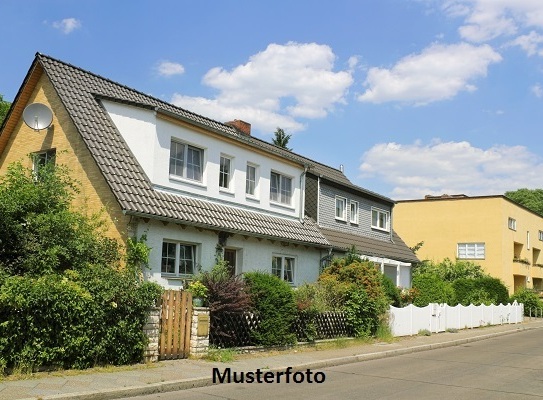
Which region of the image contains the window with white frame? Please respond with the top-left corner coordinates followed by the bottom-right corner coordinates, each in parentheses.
top-left (371, 208), bottom-right (390, 231)
top-left (270, 172), bottom-right (292, 205)
top-left (457, 242), bottom-right (485, 259)
top-left (508, 217), bottom-right (517, 231)
top-left (350, 201), bottom-right (359, 224)
top-left (335, 196), bottom-right (347, 220)
top-left (272, 255), bottom-right (295, 283)
top-left (169, 140), bottom-right (203, 182)
top-left (32, 149), bottom-right (56, 180)
top-left (161, 241), bottom-right (196, 276)
top-left (219, 155), bottom-right (232, 189)
top-left (246, 164), bottom-right (257, 196)
top-left (539, 230), bottom-right (543, 241)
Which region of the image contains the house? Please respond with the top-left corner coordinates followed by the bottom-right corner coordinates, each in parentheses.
top-left (304, 166), bottom-right (419, 287)
top-left (394, 194), bottom-right (543, 293)
top-left (0, 53), bottom-right (417, 288)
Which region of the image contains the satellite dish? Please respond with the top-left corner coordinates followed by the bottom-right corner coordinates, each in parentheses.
top-left (22, 103), bottom-right (53, 131)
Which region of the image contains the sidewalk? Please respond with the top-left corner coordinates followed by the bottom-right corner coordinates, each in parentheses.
top-left (2, 320), bottom-right (543, 400)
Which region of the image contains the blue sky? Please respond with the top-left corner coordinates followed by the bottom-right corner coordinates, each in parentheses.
top-left (2, 0), bottom-right (543, 199)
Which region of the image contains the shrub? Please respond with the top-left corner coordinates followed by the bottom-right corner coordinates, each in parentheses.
top-left (381, 275), bottom-right (402, 307)
top-left (198, 261), bottom-right (251, 345)
top-left (452, 277), bottom-right (509, 306)
top-left (344, 286), bottom-right (383, 337)
top-left (510, 288), bottom-right (543, 316)
top-left (244, 271), bottom-right (297, 346)
top-left (413, 258), bottom-right (487, 282)
top-left (412, 273), bottom-right (455, 307)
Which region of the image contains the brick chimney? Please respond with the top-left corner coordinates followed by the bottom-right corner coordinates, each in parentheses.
top-left (225, 119), bottom-right (251, 135)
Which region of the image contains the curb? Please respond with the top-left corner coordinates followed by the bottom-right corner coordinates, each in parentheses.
top-left (26, 324), bottom-right (541, 400)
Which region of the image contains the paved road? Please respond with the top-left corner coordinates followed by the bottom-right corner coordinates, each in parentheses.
top-left (124, 328), bottom-right (543, 400)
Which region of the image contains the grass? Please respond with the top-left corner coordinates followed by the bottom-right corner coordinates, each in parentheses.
top-left (203, 347), bottom-right (236, 362)
top-left (0, 362), bottom-right (157, 382)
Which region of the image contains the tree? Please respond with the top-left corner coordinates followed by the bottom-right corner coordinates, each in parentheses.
top-left (505, 188), bottom-right (543, 216)
top-left (272, 127), bottom-right (292, 150)
top-left (0, 94), bottom-right (11, 126)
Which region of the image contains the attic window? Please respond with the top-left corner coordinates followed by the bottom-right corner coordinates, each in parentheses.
top-left (32, 149), bottom-right (56, 180)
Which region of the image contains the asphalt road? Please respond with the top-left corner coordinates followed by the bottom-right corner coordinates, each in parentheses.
top-left (125, 328), bottom-right (543, 400)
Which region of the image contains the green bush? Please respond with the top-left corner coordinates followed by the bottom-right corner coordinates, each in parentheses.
top-left (381, 275), bottom-right (402, 307)
top-left (412, 273), bottom-right (455, 307)
top-left (413, 258), bottom-right (487, 282)
top-left (0, 160), bottom-right (163, 372)
top-left (244, 271), bottom-right (297, 346)
top-left (0, 267), bottom-right (163, 371)
top-left (452, 277), bottom-right (509, 306)
top-left (344, 286), bottom-right (382, 337)
top-left (510, 288), bottom-right (543, 316)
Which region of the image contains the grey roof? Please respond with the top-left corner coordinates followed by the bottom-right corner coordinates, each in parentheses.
top-left (28, 53), bottom-right (330, 247)
top-left (319, 227), bottom-right (420, 264)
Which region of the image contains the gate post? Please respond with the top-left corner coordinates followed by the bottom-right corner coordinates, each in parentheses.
top-left (190, 306), bottom-right (210, 358)
top-left (144, 306), bottom-right (161, 363)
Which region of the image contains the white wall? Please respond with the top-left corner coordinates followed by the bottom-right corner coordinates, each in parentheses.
top-left (138, 219), bottom-right (322, 289)
top-left (103, 101), bottom-right (303, 220)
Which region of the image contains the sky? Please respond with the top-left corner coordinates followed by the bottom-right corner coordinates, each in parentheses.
top-left (1, 0), bottom-right (543, 200)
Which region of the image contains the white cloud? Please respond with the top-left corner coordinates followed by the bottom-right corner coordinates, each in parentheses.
top-left (443, 1), bottom-right (543, 43)
top-left (156, 61), bottom-right (185, 77)
top-left (170, 42), bottom-right (353, 134)
top-left (506, 31), bottom-right (543, 56)
top-left (52, 18), bottom-right (81, 34)
top-left (531, 83), bottom-right (543, 97)
top-left (359, 140), bottom-right (543, 199)
top-left (357, 42), bottom-right (502, 105)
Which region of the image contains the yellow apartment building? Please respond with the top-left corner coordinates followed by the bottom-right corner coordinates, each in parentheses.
top-left (394, 194), bottom-right (543, 294)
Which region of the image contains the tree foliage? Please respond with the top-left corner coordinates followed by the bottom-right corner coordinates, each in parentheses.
top-left (0, 94), bottom-right (10, 126)
top-left (412, 258), bottom-right (487, 282)
top-left (272, 127), bottom-right (292, 150)
top-left (505, 188), bottom-right (543, 217)
top-left (0, 160), bottom-right (162, 372)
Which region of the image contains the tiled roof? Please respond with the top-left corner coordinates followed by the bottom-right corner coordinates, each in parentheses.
top-left (319, 227), bottom-right (420, 264)
top-left (34, 53), bottom-right (330, 247)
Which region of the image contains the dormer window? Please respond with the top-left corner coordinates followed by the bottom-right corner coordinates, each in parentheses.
top-left (371, 207), bottom-right (390, 232)
top-left (169, 140), bottom-right (203, 182)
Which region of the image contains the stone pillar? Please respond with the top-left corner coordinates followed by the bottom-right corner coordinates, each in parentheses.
top-left (190, 307), bottom-right (210, 358)
top-left (143, 307), bottom-right (160, 363)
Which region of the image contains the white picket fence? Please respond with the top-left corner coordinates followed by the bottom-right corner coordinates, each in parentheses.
top-left (389, 302), bottom-right (524, 337)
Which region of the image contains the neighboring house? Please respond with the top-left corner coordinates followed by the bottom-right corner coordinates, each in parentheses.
top-left (0, 53), bottom-right (417, 289)
top-left (304, 167), bottom-right (419, 287)
top-left (394, 194), bottom-right (543, 293)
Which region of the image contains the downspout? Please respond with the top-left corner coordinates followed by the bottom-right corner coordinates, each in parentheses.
top-left (299, 165), bottom-right (308, 223)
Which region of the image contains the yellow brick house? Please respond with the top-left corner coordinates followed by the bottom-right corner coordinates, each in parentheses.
top-left (394, 194), bottom-right (543, 293)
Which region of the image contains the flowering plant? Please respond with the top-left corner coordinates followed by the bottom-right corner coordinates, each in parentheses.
top-left (187, 281), bottom-right (208, 298)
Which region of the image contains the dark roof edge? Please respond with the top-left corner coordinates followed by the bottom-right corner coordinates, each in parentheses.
top-left (314, 173), bottom-right (395, 205)
top-left (123, 210), bottom-right (331, 248)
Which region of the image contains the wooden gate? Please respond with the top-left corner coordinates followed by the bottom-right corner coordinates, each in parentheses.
top-left (159, 290), bottom-right (193, 360)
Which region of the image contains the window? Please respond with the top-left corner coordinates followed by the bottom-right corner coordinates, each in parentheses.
top-left (508, 217), bottom-right (517, 231)
top-left (246, 164), bottom-right (256, 196)
top-left (335, 197), bottom-right (347, 220)
top-left (371, 208), bottom-right (390, 231)
top-left (219, 155), bottom-right (232, 189)
top-left (161, 241), bottom-right (196, 276)
top-left (270, 172), bottom-right (292, 205)
top-left (457, 243), bottom-right (485, 259)
top-left (350, 201), bottom-right (359, 224)
top-left (539, 230), bottom-right (543, 241)
top-left (32, 149), bottom-right (56, 179)
top-left (169, 140), bottom-right (203, 181)
top-left (272, 255), bottom-right (295, 283)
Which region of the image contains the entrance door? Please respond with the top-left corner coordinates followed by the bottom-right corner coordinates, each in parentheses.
top-left (223, 248), bottom-right (237, 277)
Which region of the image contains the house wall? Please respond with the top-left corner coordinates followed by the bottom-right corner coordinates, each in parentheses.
top-left (394, 197), bottom-right (543, 293)
top-left (318, 182), bottom-right (392, 242)
top-left (103, 101), bottom-right (304, 221)
top-left (137, 219), bottom-right (322, 289)
top-left (0, 74), bottom-right (130, 244)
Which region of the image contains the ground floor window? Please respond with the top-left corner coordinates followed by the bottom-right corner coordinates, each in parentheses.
top-left (161, 241), bottom-right (196, 276)
top-left (272, 255), bottom-right (295, 284)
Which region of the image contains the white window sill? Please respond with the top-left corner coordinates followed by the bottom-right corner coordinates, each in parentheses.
top-left (219, 188), bottom-right (235, 196)
top-left (335, 217), bottom-right (347, 222)
top-left (371, 226), bottom-right (390, 233)
top-left (270, 201), bottom-right (295, 211)
top-left (246, 195), bottom-right (260, 203)
top-left (169, 175), bottom-right (206, 188)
